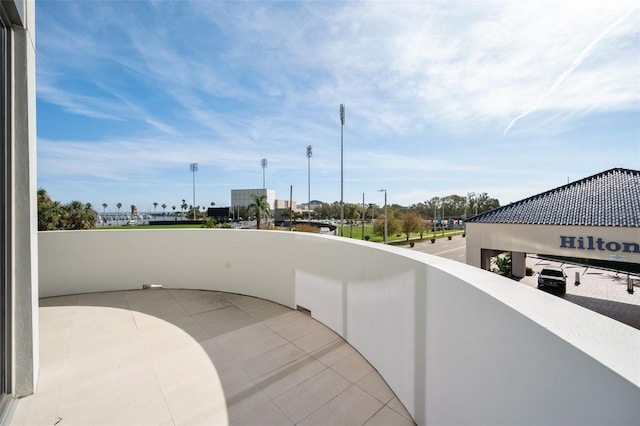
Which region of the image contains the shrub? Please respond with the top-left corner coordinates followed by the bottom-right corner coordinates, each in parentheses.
top-left (295, 224), bottom-right (320, 233)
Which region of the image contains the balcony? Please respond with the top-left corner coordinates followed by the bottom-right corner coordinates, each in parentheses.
top-left (12, 230), bottom-right (640, 425)
top-left (13, 289), bottom-right (413, 425)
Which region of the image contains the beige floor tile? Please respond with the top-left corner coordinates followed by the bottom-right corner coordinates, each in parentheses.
top-left (263, 310), bottom-right (310, 329)
top-left (71, 305), bottom-right (136, 334)
top-left (229, 332), bottom-right (288, 363)
top-left (256, 355), bottom-right (327, 399)
top-left (149, 344), bottom-right (216, 390)
top-left (76, 291), bottom-right (129, 308)
top-left (179, 297), bottom-right (231, 315)
top-left (169, 314), bottom-right (215, 342)
top-left (299, 385), bottom-right (383, 426)
top-left (273, 368), bottom-right (351, 423)
top-left (225, 382), bottom-right (271, 422)
top-left (161, 373), bottom-right (228, 425)
top-left (39, 304), bottom-right (76, 320)
top-left (214, 323), bottom-right (275, 351)
top-left (56, 377), bottom-right (172, 425)
top-left (137, 319), bottom-right (199, 356)
top-left (365, 406), bottom-right (416, 426)
top-left (387, 396), bottom-right (414, 422)
top-left (310, 339), bottom-right (355, 367)
top-left (276, 318), bottom-right (326, 342)
top-left (39, 294), bottom-right (78, 308)
top-left (241, 343), bottom-right (306, 380)
top-left (331, 351), bottom-right (374, 383)
top-left (130, 302), bottom-right (191, 325)
top-left (22, 290), bottom-right (407, 426)
top-left (356, 370), bottom-right (395, 404)
top-left (216, 363), bottom-right (255, 395)
top-left (9, 387), bottom-right (60, 426)
top-left (231, 400), bottom-right (294, 426)
top-left (292, 326), bottom-right (340, 353)
top-left (58, 351), bottom-right (157, 410)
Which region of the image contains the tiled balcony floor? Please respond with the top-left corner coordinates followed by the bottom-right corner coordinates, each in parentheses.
top-left (11, 289), bottom-right (415, 425)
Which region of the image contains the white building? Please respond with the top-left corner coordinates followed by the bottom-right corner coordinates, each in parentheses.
top-left (466, 168), bottom-right (640, 277)
top-left (230, 188), bottom-right (276, 211)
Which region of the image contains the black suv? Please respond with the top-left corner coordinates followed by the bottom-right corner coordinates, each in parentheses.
top-left (537, 266), bottom-right (567, 295)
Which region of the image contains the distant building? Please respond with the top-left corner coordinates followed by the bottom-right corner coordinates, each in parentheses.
top-left (298, 200), bottom-right (324, 211)
top-left (230, 189), bottom-right (276, 211)
top-left (273, 199), bottom-right (302, 223)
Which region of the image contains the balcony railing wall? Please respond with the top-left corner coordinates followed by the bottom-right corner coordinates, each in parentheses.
top-left (39, 229), bottom-right (640, 425)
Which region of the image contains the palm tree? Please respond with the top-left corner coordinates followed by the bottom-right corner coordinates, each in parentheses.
top-left (162, 203), bottom-right (167, 215)
top-left (248, 194), bottom-right (271, 229)
top-left (102, 203), bottom-right (107, 215)
top-left (116, 202), bottom-right (122, 225)
top-left (181, 199), bottom-right (188, 215)
top-left (172, 205), bottom-right (176, 215)
top-left (153, 202), bottom-right (158, 214)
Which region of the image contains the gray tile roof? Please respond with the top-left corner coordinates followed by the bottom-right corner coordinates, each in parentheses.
top-left (467, 168), bottom-right (640, 227)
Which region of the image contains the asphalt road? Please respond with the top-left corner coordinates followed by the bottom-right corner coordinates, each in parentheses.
top-left (405, 235), bottom-right (467, 262)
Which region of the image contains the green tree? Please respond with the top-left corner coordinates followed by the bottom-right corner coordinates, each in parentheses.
top-left (161, 203), bottom-right (167, 215)
top-left (373, 216), bottom-right (401, 240)
top-left (400, 212), bottom-right (423, 241)
top-left (153, 202), bottom-right (158, 213)
top-left (248, 194), bottom-right (271, 229)
top-left (38, 189), bottom-right (65, 231)
top-left (38, 189), bottom-right (97, 230)
top-left (102, 203), bottom-right (107, 216)
top-left (66, 200), bottom-right (97, 230)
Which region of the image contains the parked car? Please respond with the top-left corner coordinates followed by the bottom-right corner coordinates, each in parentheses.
top-left (537, 266), bottom-right (567, 295)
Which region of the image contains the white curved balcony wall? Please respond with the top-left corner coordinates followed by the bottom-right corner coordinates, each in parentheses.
top-left (39, 230), bottom-right (640, 425)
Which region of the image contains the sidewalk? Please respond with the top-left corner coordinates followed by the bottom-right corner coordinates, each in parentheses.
top-left (520, 256), bottom-right (640, 331)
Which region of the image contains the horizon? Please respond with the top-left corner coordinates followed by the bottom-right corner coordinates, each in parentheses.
top-left (37, 1), bottom-right (640, 212)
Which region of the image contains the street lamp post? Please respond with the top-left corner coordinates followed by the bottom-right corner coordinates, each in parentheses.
top-left (339, 104), bottom-right (345, 237)
top-left (190, 163), bottom-right (198, 220)
top-left (306, 145), bottom-right (312, 222)
top-left (361, 193), bottom-right (365, 240)
top-left (378, 188), bottom-right (387, 244)
top-left (261, 158), bottom-right (267, 189)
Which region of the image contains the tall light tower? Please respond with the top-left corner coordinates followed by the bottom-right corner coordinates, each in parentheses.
top-left (261, 158), bottom-right (267, 188)
top-left (378, 188), bottom-right (387, 244)
top-left (306, 145), bottom-right (312, 221)
top-left (339, 103), bottom-right (345, 237)
top-left (190, 163), bottom-right (198, 220)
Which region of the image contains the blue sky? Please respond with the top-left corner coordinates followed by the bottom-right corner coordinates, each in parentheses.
top-left (37, 0), bottom-right (639, 212)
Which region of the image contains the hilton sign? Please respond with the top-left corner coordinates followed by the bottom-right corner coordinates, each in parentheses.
top-left (560, 236), bottom-right (639, 258)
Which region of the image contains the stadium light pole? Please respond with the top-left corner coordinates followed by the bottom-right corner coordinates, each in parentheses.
top-left (261, 158), bottom-right (267, 189)
top-left (306, 145), bottom-right (312, 221)
top-left (190, 163), bottom-right (198, 220)
top-left (378, 188), bottom-right (387, 244)
top-left (340, 104), bottom-right (345, 237)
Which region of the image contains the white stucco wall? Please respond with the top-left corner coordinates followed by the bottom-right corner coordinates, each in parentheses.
top-left (467, 222), bottom-right (640, 268)
top-left (39, 230), bottom-right (640, 425)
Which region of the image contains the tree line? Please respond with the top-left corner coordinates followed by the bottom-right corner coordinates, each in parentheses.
top-left (38, 189), bottom-right (97, 231)
top-left (312, 192), bottom-right (500, 222)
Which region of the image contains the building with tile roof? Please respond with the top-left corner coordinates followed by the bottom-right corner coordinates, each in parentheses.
top-left (466, 168), bottom-right (640, 277)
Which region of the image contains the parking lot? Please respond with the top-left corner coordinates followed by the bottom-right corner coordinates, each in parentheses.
top-left (520, 256), bottom-right (640, 331)
top-left (409, 237), bottom-right (640, 331)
